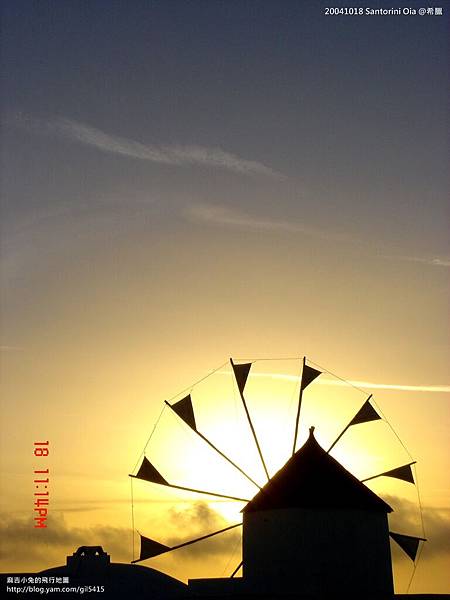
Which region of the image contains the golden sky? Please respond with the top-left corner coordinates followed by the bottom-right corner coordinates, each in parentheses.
top-left (1, 0), bottom-right (449, 594)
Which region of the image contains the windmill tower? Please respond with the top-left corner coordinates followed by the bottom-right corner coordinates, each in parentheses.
top-left (242, 426), bottom-right (394, 597)
top-left (130, 357), bottom-right (426, 598)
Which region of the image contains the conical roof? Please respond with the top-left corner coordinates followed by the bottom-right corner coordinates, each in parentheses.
top-left (243, 428), bottom-right (392, 513)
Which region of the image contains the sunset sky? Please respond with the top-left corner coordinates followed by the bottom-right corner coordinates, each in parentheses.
top-left (0, 0), bottom-right (449, 594)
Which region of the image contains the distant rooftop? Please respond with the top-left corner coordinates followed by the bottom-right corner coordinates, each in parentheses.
top-left (37, 547), bottom-right (189, 599)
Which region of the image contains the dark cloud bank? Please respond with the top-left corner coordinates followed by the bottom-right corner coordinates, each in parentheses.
top-left (1, 499), bottom-right (448, 571)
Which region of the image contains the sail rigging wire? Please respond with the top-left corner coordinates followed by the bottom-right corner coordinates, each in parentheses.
top-left (221, 532), bottom-right (243, 576)
top-left (235, 357), bottom-right (301, 362)
top-left (412, 463), bottom-right (426, 539)
top-left (366, 396), bottom-right (414, 463)
top-left (406, 541), bottom-right (425, 594)
top-left (131, 403), bottom-right (167, 474)
top-left (133, 354), bottom-right (418, 484)
top-left (402, 462), bottom-right (426, 594)
top-left (307, 359), bottom-right (373, 395)
top-left (308, 358), bottom-right (415, 462)
top-left (380, 463), bottom-right (426, 593)
top-left (165, 360), bottom-right (230, 404)
top-left (133, 355), bottom-right (415, 486)
top-left (131, 360), bottom-right (229, 475)
top-left (130, 476), bottom-right (135, 563)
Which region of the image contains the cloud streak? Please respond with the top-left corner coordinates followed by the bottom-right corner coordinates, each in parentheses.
top-left (217, 370), bottom-right (450, 393)
top-left (186, 203), bottom-right (351, 242)
top-left (10, 113), bottom-right (284, 179)
top-left (382, 255), bottom-right (450, 268)
top-left (187, 203), bottom-right (450, 269)
top-left (317, 379), bottom-right (450, 393)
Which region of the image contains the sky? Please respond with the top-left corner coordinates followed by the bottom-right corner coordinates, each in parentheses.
top-left (0, 0), bottom-right (449, 593)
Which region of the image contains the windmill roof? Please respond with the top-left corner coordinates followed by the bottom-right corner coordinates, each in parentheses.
top-left (243, 428), bottom-right (392, 513)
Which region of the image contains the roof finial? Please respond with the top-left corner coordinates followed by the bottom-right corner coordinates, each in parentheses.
top-left (309, 426), bottom-right (315, 436)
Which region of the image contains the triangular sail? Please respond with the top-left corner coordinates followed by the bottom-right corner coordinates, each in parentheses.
top-left (135, 457), bottom-right (169, 485)
top-left (348, 397), bottom-right (381, 426)
top-left (131, 457), bottom-right (250, 501)
top-left (132, 523), bottom-right (242, 563)
top-left (230, 358), bottom-right (269, 480)
top-left (362, 462), bottom-right (416, 484)
top-left (390, 531), bottom-right (426, 561)
top-left (170, 394), bottom-right (197, 431)
top-left (381, 464), bottom-right (415, 483)
top-left (231, 362), bottom-right (252, 394)
top-left (292, 358), bottom-right (321, 455)
top-left (139, 534), bottom-right (170, 560)
top-left (328, 396), bottom-right (381, 453)
top-left (301, 364), bottom-right (321, 391)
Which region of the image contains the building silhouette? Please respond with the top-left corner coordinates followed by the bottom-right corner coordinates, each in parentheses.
top-left (189, 428), bottom-right (393, 599)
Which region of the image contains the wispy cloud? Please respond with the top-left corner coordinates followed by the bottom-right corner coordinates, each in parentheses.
top-left (9, 113), bottom-right (284, 179)
top-left (382, 255), bottom-right (450, 268)
top-left (186, 203), bottom-right (351, 242)
top-left (187, 203), bottom-right (450, 269)
top-left (317, 379), bottom-right (450, 393)
top-left (217, 370), bottom-right (450, 393)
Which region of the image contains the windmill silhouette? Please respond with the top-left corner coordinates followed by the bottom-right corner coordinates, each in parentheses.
top-left (129, 357), bottom-right (426, 597)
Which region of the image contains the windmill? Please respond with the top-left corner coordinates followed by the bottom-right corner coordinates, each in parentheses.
top-left (129, 357), bottom-right (426, 597)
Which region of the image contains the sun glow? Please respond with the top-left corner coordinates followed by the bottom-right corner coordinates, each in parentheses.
top-left (133, 359), bottom-right (414, 531)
